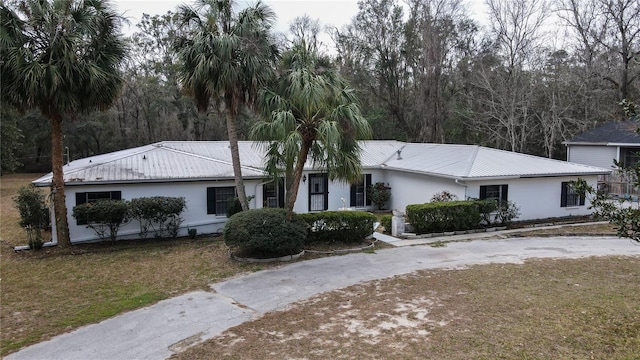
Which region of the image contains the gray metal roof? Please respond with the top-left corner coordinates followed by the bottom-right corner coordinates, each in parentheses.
top-left (33, 141), bottom-right (611, 186)
top-left (381, 144), bottom-right (610, 179)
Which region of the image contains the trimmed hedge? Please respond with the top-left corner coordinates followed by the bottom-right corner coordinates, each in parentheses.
top-left (224, 208), bottom-right (307, 257)
top-left (128, 196), bottom-right (186, 238)
top-left (406, 200), bottom-right (497, 234)
top-left (300, 211), bottom-right (376, 243)
top-left (72, 200), bottom-right (130, 241)
top-left (380, 214), bottom-right (392, 234)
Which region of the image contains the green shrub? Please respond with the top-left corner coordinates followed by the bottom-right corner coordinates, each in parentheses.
top-left (494, 200), bottom-right (521, 225)
top-left (380, 214), bottom-right (392, 234)
top-left (367, 182), bottom-right (391, 210)
top-left (224, 208), bottom-right (307, 257)
top-left (226, 197), bottom-right (243, 217)
top-left (299, 211), bottom-right (376, 243)
top-left (72, 200), bottom-right (129, 242)
top-left (128, 197), bottom-right (186, 238)
top-left (13, 184), bottom-right (50, 249)
top-left (406, 200), bottom-right (484, 234)
top-left (477, 199), bottom-right (499, 226)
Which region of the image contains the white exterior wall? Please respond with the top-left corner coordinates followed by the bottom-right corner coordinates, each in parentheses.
top-left (567, 145), bottom-right (617, 169)
top-left (63, 180), bottom-right (261, 243)
top-left (384, 171), bottom-right (466, 213)
top-left (291, 169), bottom-right (386, 214)
top-left (466, 175), bottom-right (598, 220)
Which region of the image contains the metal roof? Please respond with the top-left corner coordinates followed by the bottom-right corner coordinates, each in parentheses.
top-left (33, 141), bottom-right (611, 186)
top-left (381, 143), bottom-right (610, 179)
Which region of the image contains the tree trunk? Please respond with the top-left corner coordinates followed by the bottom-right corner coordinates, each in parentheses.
top-left (224, 100), bottom-right (249, 211)
top-left (285, 141), bottom-right (311, 222)
top-left (50, 113), bottom-right (71, 247)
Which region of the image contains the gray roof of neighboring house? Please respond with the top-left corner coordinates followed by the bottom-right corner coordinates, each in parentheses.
top-left (33, 140), bottom-right (611, 186)
top-left (564, 120), bottom-right (640, 145)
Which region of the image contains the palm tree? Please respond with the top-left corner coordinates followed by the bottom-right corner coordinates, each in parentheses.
top-left (251, 43), bottom-right (372, 221)
top-left (1, 0), bottom-right (126, 247)
top-left (176, 0), bottom-right (278, 211)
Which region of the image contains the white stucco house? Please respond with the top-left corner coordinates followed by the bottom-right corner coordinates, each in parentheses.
top-left (34, 140), bottom-right (611, 244)
top-left (564, 120), bottom-right (640, 169)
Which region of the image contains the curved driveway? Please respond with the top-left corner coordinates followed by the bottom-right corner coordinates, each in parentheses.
top-left (7, 236), bottom-right (640, 360)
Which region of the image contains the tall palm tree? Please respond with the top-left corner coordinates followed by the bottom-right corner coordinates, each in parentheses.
top-left (1, 0), bottom-right (126, 247)
top-left (177, 0), bottom-right (278, 211)
top-left (251, 43), bottom-right (372, 221)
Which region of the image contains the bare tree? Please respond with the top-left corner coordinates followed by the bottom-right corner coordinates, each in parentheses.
top-left (556, 0), bottom-right (640, 105)
top-left (466, 0), bottom-right (549, 152)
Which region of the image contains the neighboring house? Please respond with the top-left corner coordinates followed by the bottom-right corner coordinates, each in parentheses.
top-left (33, 140), bottom-right (611, 244)
top-left (564, 120), bottom-right (640, 169)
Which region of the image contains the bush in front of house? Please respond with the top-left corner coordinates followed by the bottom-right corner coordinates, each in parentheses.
top-left (128, 196), bottom-right (186, 239)
top-left (367, 182), bottom-right (391, 210)
top-left (72, 199), bottom-right (130, 242)
top-left (13, 184), bottom-right (50, 249)
top-left (380, 214), bottom-right (392, 234)
top-left (223, 208), bottom-right (307, 257)
top-left (406, 200), bottom-right (484, 234)
top-left (300, 211), bottom-right (376, 243)
top-left (493, 200), bottom-right (521, 225)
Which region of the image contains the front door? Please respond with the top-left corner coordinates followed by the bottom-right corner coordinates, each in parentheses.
top-left (309, 173), bottom-right (328, 211)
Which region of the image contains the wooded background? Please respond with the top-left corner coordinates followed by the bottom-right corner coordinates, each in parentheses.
top-left (2, 0), bottom-right (639, 173)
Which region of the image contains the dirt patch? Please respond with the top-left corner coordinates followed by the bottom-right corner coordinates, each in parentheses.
top-left (173, 256), bottom-right (640, 360)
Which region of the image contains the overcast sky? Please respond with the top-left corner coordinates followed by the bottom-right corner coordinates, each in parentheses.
top-left (113, 0), bottom-right (490, 35)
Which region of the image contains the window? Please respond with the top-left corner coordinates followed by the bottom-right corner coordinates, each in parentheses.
top-left (263, 179), bottom-right (285, 208)
top-left (350, 174), bottom-right (372, 207)
top-left (621, 147), bottom-right (640, 168)
top-left (207, 186), bottom-right (236, 216)
top-left (309, 173), bottom-right (328, 211)
top-left (479, 185), bottom-right (508, 205)
top-left (75, 191), bottom-right (122, 225)
top-left (561, 182), bottom-right (585, 207)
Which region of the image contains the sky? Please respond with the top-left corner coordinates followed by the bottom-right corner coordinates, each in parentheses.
top-left (113, 0), bottom-right (362, 35)
top-left (113, 0), bottom-right (490, 36)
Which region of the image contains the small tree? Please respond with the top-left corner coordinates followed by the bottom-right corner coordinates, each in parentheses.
top-left (367, 182), bottom-right (391, 210)
top-left (72, 200), bottom-right (129, 242)
top-left (573, 178), bottom-right (640, 243)
top-left (13, 184), bottom-right (50, 249)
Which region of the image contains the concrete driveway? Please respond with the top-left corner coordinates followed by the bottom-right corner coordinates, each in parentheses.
top-left (7, 236), bottom-right (640, 360)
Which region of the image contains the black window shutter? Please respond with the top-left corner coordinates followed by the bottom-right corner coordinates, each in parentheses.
top-left (350, 183), bottom-right (357, 207)
top-left (324, 174), bottom-right (329, 210)
top-left (76, 192), bottom-right (87, 206)
top-left (278, 180), bottom-right (285, 208)
top-left (111, 191), bottom-right (121, 200)
top-left (479, 186), bottom-right (487, 200)
top-left (561, 182), bottom-right (568, 207)
top-left (365, 174), bottom-right (372, 206)
top-left (501, 185), bottom-right (508, 202)
top-left (206, 187), bottom-right (216, 214)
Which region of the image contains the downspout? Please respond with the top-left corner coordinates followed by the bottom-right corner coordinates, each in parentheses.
top-left (254, 179), bottom-right (275, 209)
top-left (455, 179), bottom-right (468, 199)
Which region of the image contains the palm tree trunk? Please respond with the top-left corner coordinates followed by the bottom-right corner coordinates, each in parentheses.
top-left (224, 104), bottom-right (249, 211)
top-left (285, 141), bottom-right (311, 221)
top-left (50, 113), bottom-right (71, 247)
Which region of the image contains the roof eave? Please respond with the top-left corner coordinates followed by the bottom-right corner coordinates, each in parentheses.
top-left (33, 175), bottom-right (268, 187)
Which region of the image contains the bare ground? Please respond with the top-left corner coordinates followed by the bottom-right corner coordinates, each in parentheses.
top-left (173, 256), bottom-right (640, 360)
